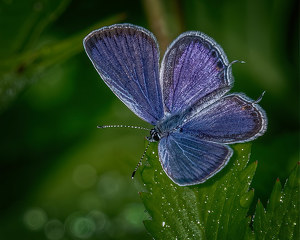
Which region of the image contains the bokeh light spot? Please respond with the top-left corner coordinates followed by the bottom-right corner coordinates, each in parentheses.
top-left (97, 172), bottom-right (124, 199)
top-left (69, 216), bottom-right (96, 239)
top-left (23, 207), bottom-right (47, 231)
top-left (118, 203), bottom-right (146, 233)
top-left (122, 203), bottom-right (146, 228)
top-left (73, 164), bottom-right (97, 189)
top-left (44, 219), bottom-right (64, 240)
top-left (88, 210), bottom-right (107, 233)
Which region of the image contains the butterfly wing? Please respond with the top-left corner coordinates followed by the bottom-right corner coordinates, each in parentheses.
top-left (160, 31), bottom-right (233, 115)
top-left (180, 94), bottom-right (267, 144)
top-left (84, 24), bottom-right (163, 125)
top-left (158, 132), bottom-right (233, 186)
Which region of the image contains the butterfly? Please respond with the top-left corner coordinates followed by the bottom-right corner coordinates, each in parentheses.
top-left (83, 24), bottom-right (267, 186)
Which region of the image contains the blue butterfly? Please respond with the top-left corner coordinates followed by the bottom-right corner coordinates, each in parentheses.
top-left (83, 24), bottom-right (267, 186)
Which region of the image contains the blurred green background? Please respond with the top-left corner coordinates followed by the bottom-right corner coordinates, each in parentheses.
top-left (0, 0), bottom-right (298, 239)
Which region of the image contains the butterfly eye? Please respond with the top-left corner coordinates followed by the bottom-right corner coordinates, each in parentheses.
top-left (150, 129), bottom-right (160, 141)
top-left (153, 134), bottom-right (160, 141)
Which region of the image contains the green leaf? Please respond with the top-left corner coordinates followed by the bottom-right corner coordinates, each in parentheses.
top-left (138, 142), bottom-right (256, 239)
top-left (252, 162), bottom-right (300, 240)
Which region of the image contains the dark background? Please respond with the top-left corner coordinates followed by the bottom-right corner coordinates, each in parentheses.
top-left (0, 0), bottom-right (298, 239)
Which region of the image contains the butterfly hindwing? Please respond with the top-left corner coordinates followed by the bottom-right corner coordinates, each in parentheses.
top-left (158, 132), bottom-right (233, 186)
top-left (180, 94), bottom-right (267, 144)
top-left (160, 31), bottom-right (233, 115)
top-left (84, 24), bottom-right (163, 125)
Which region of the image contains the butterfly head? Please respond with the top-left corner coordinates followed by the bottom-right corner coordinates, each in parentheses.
top-left (147, 128), bottom-right (161, 142)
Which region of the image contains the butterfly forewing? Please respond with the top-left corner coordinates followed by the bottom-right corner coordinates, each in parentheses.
top-left (84, 24), bottom-right (163, 125)
top-left (160, 32), bottom-right (233, 115)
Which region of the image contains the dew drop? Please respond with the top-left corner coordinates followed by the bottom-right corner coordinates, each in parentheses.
top-left (239, 191), bottom-right (254, 208)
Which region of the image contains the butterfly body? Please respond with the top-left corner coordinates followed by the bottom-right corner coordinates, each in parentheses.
top-left (84, 24), bottom-right (267, 186)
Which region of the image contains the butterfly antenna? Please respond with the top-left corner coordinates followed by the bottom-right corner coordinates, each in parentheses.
top-left (228, 60), bottom-right (246, 69)
top-left (253, 91), bottom-right (266, 104)
top-left (131, 141), bottom-right (151, 179)
top-left (97, 125), bottom-right (150, 131)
